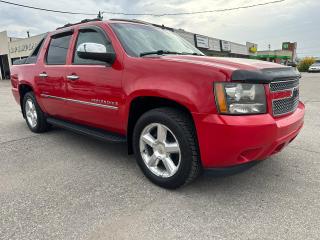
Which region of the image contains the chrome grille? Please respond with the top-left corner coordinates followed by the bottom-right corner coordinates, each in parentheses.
top-left (270, 78), bottom-right (299, 92)
top-left (270, 78), bottom-right (300, 116)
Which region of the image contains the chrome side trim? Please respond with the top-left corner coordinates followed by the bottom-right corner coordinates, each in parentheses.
top-left (41, 94), bottom-right (119, 110)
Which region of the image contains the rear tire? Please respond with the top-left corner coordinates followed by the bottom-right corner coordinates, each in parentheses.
top-left (133, 107), bottom-right (201, 189)
top-left (22, 92), bottom-right (49, 133)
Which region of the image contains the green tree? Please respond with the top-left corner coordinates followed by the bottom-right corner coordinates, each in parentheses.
top-left (298, 57), bottom-right (316, 72)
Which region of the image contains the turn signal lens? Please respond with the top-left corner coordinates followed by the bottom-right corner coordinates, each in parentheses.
top-left (215, 83), bottom-right (228, 113)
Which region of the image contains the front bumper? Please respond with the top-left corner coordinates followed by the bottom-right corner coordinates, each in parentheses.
top-left (193, 102), bottom-right (305, 168)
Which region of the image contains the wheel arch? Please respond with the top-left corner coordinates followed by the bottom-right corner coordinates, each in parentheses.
top-left (19, 83), bottom-right (34, 117)
top-left (126, 95), bottom-right (197, 154)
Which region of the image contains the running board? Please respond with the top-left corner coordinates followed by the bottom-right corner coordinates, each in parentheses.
top-left (47, 117), bottom-right (127, 143)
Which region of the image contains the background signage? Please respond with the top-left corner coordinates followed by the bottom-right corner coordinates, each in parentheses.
top-left (208, 38), bottom-right (221, 52)
top-left (246, 42), bottom-right (258, 54)
top-left (10, 42), bottom-right (37, 54)
top-left (220, 40), bottom-right (231, 52)
top-left (282, 42), bottom-right (289, 50)
top-left (195, 35), bottom-right (209, 49)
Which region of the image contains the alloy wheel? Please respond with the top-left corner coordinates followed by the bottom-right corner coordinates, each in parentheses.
top-left (139, 123), bottom-right (181, 178)
top-left (25, 99), bottom-right (38, 128)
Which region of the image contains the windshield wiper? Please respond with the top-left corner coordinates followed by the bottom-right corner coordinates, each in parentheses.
top-left (181, 52), bottom-right (204, 56)
top-left (140, 50), bottom-right (204, 57)
top-left (140, 50), bottom-right (183, 57)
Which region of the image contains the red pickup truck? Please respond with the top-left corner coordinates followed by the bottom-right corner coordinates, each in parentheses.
top-left (10, 19), bottom-right (305, 188)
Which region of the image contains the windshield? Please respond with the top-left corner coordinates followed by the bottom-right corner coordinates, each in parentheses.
top-left (110, 23), bottom-right (204, 57)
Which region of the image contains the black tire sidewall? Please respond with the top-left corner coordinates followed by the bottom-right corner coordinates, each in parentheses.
top-left (133, 109), bottom-right (196, 188)
top-left (22, 92), bottom-right (46, 133)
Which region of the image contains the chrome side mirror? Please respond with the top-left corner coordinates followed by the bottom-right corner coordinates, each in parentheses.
top-left (76, 42), bottom-right (116, 64)
top-left (77, 42), bottom-right (107, 54)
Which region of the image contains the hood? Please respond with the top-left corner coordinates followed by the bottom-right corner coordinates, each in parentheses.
top-left (159, 55), bottom-right (300, 83)
top-left (161, 55), bottom-right (280, 70)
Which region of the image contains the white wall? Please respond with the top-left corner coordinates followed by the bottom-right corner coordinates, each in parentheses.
top-left (0, 31), bottom-right (9, 55)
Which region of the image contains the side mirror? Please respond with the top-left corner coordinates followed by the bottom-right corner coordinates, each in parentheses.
top-left (77, 42), bottom-right (116, 64)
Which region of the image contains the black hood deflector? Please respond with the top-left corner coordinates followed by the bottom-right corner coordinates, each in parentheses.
top-left (231, 67), bottom-right (300, 83)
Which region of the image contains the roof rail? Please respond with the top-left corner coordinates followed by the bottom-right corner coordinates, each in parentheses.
top-left (56, 18), bottom-right (102, 30)
top-left (109, 19), bottom-right (151, 25)
top-left (109, 19), bottom-right (173, 31)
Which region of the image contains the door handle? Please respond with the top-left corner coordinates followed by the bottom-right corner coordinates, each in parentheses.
top-left (39, 73), bottom-right (48, 78)
top-left (67, 75), bottom-right (79, 81)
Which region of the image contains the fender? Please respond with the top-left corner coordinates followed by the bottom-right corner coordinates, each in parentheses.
top-left (127, 89), bottom-right (198, 113)
top-left (120, 88), bottom-right (197, 135)
top-left (18, 75), bottom-right (47, 113)
top-left (121, 57), bottom-right (227, 119)
top-left (18, 80), bottom-right (34, 90)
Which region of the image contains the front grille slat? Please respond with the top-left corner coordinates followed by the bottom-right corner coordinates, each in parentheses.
top-left (270, 79), bottom-right (299, 92)
top-left (270, 78), bottom-right (300, 116)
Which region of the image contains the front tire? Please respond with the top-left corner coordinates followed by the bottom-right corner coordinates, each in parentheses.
top-left (22, 92), bottom-right (49, 133)
top-left (133, 108), bottom-right (201, 189)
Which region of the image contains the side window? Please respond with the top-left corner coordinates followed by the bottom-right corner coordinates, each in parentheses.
top-left (73, 29), bottom-right (114, 65)
top-left (46, 33), bottom-right (72, 65)
top-left (25, 38), bottom-right (45, 64)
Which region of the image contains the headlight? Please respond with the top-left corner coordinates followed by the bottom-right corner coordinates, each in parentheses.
top-left (214, 82), bottom-right (266, 115)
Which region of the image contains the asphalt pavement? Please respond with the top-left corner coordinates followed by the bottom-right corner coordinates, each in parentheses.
top-left (0, 73), bottom-right (319, 240)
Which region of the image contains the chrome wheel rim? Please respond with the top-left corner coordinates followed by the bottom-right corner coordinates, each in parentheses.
top-left (139, 123), bottom-right (181, 178)
top-left (25, 99), bottom-right (38, 128)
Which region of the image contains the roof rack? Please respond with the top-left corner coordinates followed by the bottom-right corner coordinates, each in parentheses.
top-left (109, 19), bottom-right (173, 31)
top-left (152, 23), bottom-right (174, 31)
top-left (56, 18), bottom-right (102, 30)
top-left (109, 19), bottom-right (151, 25)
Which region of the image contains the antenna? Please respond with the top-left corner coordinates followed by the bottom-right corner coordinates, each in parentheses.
top-left (97, 11), bottom-right (103, 20)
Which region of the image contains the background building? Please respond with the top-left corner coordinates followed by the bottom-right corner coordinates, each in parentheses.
top-left (173, 28), bottom-right (257, 58)
top-left (254, 50), bottom-right (293, 63)
top-left (255, 42), bottom-right (297, 64)
top-left (0, 31), bottom-right (46, 80)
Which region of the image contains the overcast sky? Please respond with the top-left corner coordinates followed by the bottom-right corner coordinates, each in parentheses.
top-left (0, 0), bottom-right (319, 57)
